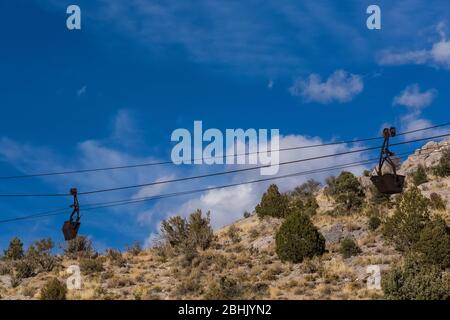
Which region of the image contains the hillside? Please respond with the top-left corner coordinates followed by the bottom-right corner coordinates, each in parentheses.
top-left (0, 138), bottom-right (449, 300)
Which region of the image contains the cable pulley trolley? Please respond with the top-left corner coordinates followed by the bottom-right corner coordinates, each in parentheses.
top-left (370, 127), bottom-right (405, 194)
top-left (62, 188), bottom-right (81, 241)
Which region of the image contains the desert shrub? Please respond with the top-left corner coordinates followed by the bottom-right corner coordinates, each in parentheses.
top-left (412, 165), bottom-right (428, 186)
top-left (324, 175), bottom-right (337, 196)
top-left (107, 276), bottom-right (135, 288)
top-left (382, 254), bottom-right (450, 300)
top-left (132, 286), bottom-right (147, 300)
top-left (249, 228), bottom-right (260, 240)
top-left (368, 215), bottom-right (382, 231)
top-left (0, 262), bottom-right (12, 275)
top-left (303, 196), bottom-right (319, 216)
top-left (160, 216), bottom-right (188, 247)
top-left (10, 239), bottom-right (58, 279)
top-left (383, 187), bottom-right (431, 251)
top-left (432, 148), bottom-right (450, 177)
top-left (176, 276), bottom-right (201, 296)
top-left (21, 285), bottom-right (37, 298)
top-left (226, 225), bottom-right (241, 244)
top-left (14, 259), bottom-right (36, 279)
top-left (63, 236), bottom-right (94, 259)
top-left (365, 205), bottom-right (380, 216)
top-left (180, 245), bottom-right (201, 268)
top-left (25, 238), bottom-right (57, 272)
top-left (291, 197), bottom-right (304, 212)
top-left (252, 282), bottom-right (269, 297)
top-left (126, 241), bottom-right (142, 256)
top-left (161, 210), bottom-right (215, 252)
top-left (10, 275), bottom-right (21, 288)
top-left (40, 278), bottom-right (67, 300)
top-left (429, 193), bottom-right (447, 211)
top-left (204, 276), bottom-right (243, 300)
top-left (255, 184), bottom-right (290, 218)
top-left (243, 211), bottom-right (251, 218)
top-left (262, 265), bottom-right (284, 281)
top-left (291, 179), bottom-right (321, 198)
top-left (153, 242), bottom-right (172, 262)
top-left (187, 210), bottom-right (215, 250)
top-left (275, 211), bottom-right (325, 263)
top-left (414, 217), bottom-right (450, 268)
top-left (106, 249), bottom-right (126, 267)
top-left (291, 196), bottom-right (318, 216)
top-left (339, 237), bottom-right (362, 258)
top-left (33, 238), bottom-right (54, 253)
top-left (3, 237), bottom-right (24, 260)
top-left (369, 185), bottom-right (391, 206)
top-left (80, 258), bottom-right (104, 274)
top-left (326, 172), bottom-right (364, 214)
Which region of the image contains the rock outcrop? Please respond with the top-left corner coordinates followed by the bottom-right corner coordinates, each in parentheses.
top-left (399, 138), bottom-right (450, 176)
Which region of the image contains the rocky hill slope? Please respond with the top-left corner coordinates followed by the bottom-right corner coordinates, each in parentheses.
top-left (0, 138), bottom-right (449, 300)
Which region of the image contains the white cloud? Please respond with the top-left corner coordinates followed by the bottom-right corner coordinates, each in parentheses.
top-left (376, 50), bottom-right (429, 65)
top-left (377, 23), bottom-right (450, 69)
top-left (290, 70), bottom-right (363, 104)
top-left (0, 138), bottom-right (62, 174)
top-left (431, 39), bottom-right (450, 68)
top-left (133, 175), bottom-right (176, 199)
top-left (392, 83), bottom-right (445, 141)
top-left (399, 115), bottom-right (448, 140)
top-left (110, 109), bottom-right (143, 147)
top-left (393, 84), bottom-right (437, 109)
top-left (174, 184), bottom-right (256, 229)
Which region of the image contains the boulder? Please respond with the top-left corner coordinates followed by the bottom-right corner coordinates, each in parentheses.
top-left (320, 223), bottom-right (345, 245)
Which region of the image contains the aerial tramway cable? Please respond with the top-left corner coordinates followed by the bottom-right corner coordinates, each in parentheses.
top-left (0, 132), bottom-right (448, 198)
top-left (0, 146), bottom-right (444, 225)
top-left (0, 121), bottom-right (449, 181)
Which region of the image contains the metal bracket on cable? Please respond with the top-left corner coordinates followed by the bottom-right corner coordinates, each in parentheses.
top-left (62, 187), bottom-right (81, 241)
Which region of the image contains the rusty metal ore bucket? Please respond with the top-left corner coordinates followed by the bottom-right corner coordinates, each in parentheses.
top-left (62, 221), bottom-right (81, 241)
top-left (370, 173), bottom-right (405, 195)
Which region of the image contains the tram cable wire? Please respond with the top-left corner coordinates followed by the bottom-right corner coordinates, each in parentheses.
top-left (0, 122), bottom-right (449, 181)
top-left (0, 146), bottom-right (444, 224)
top-left (0, 132), bottom-right (448, 198)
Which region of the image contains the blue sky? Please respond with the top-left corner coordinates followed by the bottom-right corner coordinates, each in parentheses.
top-left (0, 0), bottom-right (449, 251)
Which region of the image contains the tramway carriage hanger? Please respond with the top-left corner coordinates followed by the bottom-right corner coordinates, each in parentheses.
top-left (370, 127), bottom-right (405, 195)
top-left (62, 188), bottom-right (81, 241)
